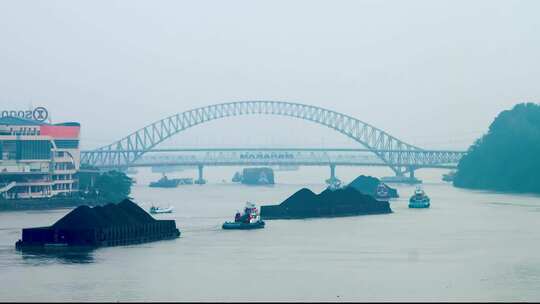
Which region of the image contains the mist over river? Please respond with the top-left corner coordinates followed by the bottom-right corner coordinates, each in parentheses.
top-left (1, 167), bottom-right (539, 301)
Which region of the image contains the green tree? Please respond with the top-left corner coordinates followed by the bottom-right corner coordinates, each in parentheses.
top-left (94, 170), bottom-right (134, 203)
top-left (453, 102), bottom-right (540, 193)
top-left (78, 165), bottom-right (134, 203)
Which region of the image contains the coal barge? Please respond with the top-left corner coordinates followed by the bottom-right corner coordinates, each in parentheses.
top-left (261, 186), bottom-right (392, 220)
top-left (15, 199), bottom-right (180, 249)
top-left (347, 175), bottom-right (399, 200)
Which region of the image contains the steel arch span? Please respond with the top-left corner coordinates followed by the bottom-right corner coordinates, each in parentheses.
top-left (81, 100), bottom-right (462, 172)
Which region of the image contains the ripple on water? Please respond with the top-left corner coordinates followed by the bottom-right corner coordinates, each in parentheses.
top-left (0, 175), bottom-right (540, 301)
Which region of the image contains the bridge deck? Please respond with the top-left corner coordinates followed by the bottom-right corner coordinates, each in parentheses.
top-left (86, 148), bottom-right (462, 170)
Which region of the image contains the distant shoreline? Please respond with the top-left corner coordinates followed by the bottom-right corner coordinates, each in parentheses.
top-left (0, 197), bottom-right (110, 212)
top-left (452, 184), bottom-right (540, 197)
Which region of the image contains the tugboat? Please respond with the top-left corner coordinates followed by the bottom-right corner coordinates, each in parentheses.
top-left (149, 175), bottom-right (181, 188)
top-left (408, 186), bottom-right (430, 208)
top-left (222, 202), bottom-right (265, 230)
top-left (149, 205), bottom-right (174, 214)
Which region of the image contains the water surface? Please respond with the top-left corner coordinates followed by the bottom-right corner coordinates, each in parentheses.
top-left (1, 167), bottom-right (539, 302)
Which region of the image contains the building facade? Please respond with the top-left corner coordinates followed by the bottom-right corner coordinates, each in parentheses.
top-left (0, 117), bottom-right (81, 200)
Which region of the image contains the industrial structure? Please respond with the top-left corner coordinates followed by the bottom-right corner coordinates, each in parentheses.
top-left (0, 117), bottom-right (81, 200)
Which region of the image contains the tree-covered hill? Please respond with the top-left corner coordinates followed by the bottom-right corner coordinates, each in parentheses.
top-left (453, 102), bottom-right (540, 193)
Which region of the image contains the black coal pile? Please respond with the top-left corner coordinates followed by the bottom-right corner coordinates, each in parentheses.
top-left (260, 186), bottom-right (392, 219)
top-left (52, 199), bottom-right (155, 229)
top-left (16, 199), bottom-right (180, 249)
top-left (348, 175), bottom-right (399, 198)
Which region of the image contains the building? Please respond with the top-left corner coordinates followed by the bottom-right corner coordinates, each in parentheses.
top-left (0, 116), bottom-right (81, 200)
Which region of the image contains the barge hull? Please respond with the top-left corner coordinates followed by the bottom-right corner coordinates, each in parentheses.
top-left (17, 220), bottom-right (180, 249)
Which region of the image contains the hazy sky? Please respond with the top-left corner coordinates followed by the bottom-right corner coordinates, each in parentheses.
top-left (1, 0), bottom-right (539, 150)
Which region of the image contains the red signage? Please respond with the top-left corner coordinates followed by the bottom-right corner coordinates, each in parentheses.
top-left (40, 125), bottom-right (80, 139)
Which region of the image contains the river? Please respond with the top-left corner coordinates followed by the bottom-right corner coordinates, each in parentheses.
top-left (1, 167), bottom-right (539, 301)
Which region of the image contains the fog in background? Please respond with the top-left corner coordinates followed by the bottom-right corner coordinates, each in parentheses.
top-left (1, 0), bottom-right (539, 150)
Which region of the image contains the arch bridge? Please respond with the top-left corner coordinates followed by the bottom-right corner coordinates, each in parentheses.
top-left (81, 101), bottom-right (466, 176)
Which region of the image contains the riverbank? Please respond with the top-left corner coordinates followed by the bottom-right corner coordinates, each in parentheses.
top-left (0, 197), bottom-right (111, 212)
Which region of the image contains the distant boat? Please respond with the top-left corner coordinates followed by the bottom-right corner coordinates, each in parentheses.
top-left (149, 176), bottom-right (194, 187)
top-left (149, 206), bottom-right (174, 214)
top-left (149, 175), bottom-right (180, 188)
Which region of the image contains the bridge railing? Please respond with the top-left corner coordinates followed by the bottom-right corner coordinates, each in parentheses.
top-left (82, 149), bottom-right (465, 170)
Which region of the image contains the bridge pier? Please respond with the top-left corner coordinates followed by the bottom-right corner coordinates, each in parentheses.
top-left (325, 164), bottom-right (342, 189)
top-left (409, 168), bottom-right (415, 179)
top-left (195, 164), bottom-right (206, 185)
top-left (383, 166), bottom-right (421, 184)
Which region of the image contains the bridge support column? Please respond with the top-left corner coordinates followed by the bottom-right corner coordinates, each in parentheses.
top-left (407, 166), bottom-right (420, 183)
top-left (325, 164), bottom-right (342, 189)
top-left (195, 165), bottom-right (206, 185)
top-left (383, 166), bottom-right (419, 184)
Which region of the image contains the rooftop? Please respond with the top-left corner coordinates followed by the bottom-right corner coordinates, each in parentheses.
top-left (0, 117), bottom-right (80, 127)
top-left (0, 116), bottom-right (47, 126)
